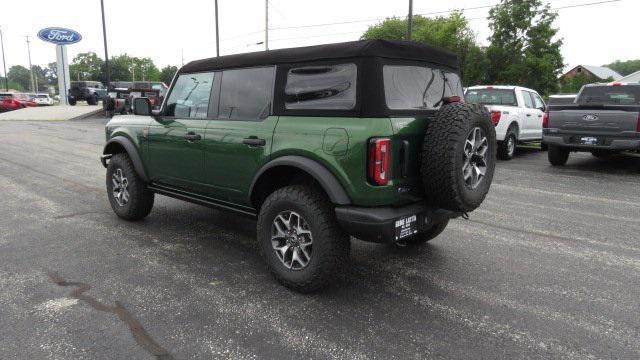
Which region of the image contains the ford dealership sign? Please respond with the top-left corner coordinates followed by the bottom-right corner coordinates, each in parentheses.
top-left (37, 27), bottom-right (82, 45)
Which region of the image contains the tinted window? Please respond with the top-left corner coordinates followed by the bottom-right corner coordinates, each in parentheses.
top-left (164, 72), bottom-right (214, 119)
top-left (548, 96), bottom-right (576, 105)
top-left (219, 67), bottom-right (274, 120)
top-left (522, 91), bottom-right (534, 108)
top-left (465, 89), bottom-right (517, 106)
top-left (383, 66), bottom-right (464, 110)
top-left (577, 85), bottom-right (640, 105)
top-left (285, 64), bottom-right (357, 110)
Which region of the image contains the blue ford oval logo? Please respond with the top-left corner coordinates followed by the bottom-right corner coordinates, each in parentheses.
top-left (37, 27), bottom-right (82, 45)
top-left (582, 114), bottom-right (599, 121)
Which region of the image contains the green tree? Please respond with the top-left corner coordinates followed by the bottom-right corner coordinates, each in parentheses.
top-left (559, 74), bottom-right (613, 94)
top-left (69, 52), bottom-right (105, 81)
top-left (486, 0), bottom-right (564, 95)
top-left (604, 59), bottom-right (640, 76)
top-left (361, 13), bottom-right (488, 86)
top-left (159, 65), bottom-right (178, 85)
top-left (108, 54), bottom-right (161, 82)
top-left (7, 65), bottom-right (31, 91)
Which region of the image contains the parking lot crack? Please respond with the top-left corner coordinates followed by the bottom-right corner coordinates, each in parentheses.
top-left (46, 271), bottom-right (174, 360)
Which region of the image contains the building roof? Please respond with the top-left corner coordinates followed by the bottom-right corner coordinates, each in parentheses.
top-left (568, 65), bottom-right (623, 80)
top-left (619, 70), bottom-right (640, 83)
top-left (179, 39), bottom-right (458, 74)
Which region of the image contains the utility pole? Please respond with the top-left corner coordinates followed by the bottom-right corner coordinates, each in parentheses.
top-left (215, 0), bottom-right (220, 57)
top-left (407, 0), bottom-right (413, 41)
top-left (265, 0), bottom-right (269, 50)
top-left (181, 48), bottom-right (184, 66)
top-left (100, 0), bottom-right (111, 90)
top-left (0, 26), bottom-right (8, 91)
top-left (26, 36), bottom-right (37, 92)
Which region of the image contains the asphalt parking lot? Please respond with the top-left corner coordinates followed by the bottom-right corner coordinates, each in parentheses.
top-left (0, 117), bottom-right (639, 359)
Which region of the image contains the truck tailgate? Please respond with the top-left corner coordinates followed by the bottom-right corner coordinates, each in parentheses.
top-left (549, 108), bottom-right (639, 134)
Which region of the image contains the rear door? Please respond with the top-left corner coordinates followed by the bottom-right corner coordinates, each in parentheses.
top-left (147, 71), bottom-right (215, 192)
top-left (519, 90), bottom-right (539, 139)
top-left (529, 92), bottom-right (546, 139)
top-left (201, 67), bottom-right (277, 205)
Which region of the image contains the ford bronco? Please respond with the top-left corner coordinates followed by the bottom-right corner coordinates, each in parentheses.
top-left (101, 40), bottom-right (496, 292)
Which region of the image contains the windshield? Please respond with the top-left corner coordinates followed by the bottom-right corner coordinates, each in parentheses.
top-left (465, 89), bottom-right (517, 106)
top-left (577, 85), bottom-right (640, 105)
top-left (383, 65), bottom-right (463, 110)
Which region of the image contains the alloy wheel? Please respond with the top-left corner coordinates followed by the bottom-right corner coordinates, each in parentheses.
top-left (462, 127), bottom-right (489, 189)
top-left (271, 211), bottom-right (313, 270)
top-left (111, 168), bottom-right (130, 206)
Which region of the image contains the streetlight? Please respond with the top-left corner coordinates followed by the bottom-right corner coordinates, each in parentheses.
top-left (100, 0), bottom-right (111, 90)
top-left (0, 26), bottom-right (8, 91)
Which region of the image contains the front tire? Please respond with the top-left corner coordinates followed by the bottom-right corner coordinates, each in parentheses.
top-left (498, 130), bottom-right (517, 160)
top-left (548, 145), bottom-right (570, 166)
top-left (106, 153), bottom-right (154, 221)
top-left (257, 185), bottom-right (349, 293)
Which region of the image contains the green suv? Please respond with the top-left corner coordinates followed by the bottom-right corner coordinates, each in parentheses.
top-left (101, 40), bottom-right (495, 292)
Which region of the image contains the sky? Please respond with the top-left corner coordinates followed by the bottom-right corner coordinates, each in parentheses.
top-left (0, 0), bottom-right (638, 75)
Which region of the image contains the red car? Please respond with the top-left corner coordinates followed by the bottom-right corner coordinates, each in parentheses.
top-left (0, 92), bottom-right (37, 112)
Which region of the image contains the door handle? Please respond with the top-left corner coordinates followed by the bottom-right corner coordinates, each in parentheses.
top-left (184, 132), bottom-right (202, 142)
top-left (242, 136), bottom-right (266, 147)
top-left (526, 114), bottom-right (532, 117)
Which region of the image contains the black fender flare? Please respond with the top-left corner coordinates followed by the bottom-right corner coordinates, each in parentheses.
top-left (250, 155), bottom-right (351, 205)
top-left (102, 136), bottom-right (149, 183)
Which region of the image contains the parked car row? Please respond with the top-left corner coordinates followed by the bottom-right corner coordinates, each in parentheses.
top-left (0, 92), bottom-right (38, 112)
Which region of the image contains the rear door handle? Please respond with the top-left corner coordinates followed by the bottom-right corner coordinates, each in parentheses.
top-left (526, 114), bottom-right (532, 117)
top-left (242, 136), bottom-right (266, 147)
top-left (184, 132), bottom-right (202, 142)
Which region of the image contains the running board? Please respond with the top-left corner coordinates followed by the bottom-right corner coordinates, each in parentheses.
top-left (147, 184), bottom-right (257, 218)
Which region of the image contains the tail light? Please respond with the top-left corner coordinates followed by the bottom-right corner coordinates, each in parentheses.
top-left (543, 112), bottom-right (549, 128)
top-left (368, 138), bottom-right (391, 186)
top-left (490, 111), bottom-right (501, 126)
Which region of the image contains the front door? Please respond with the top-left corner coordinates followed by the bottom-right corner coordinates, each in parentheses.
top-left (147, 71), bottom-right (216, 192)
top-left (201, 67), bottom-right (277, 206)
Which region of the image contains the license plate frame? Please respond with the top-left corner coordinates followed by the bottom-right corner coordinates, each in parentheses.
top-left (395, 214), bottom-right (418, 240)
top-left (580, 136), bottom-right (599, 145)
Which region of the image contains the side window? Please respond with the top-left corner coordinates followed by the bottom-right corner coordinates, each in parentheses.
top-left (532, 93), bottom-right (545, 110)
top-left (285, 63), bottom-right (357, 110)
top-left (522, 90), bottom-right (534, 108)
top-left (219, 67), bottom-right (274, 120)
top-left (164, 72), bottom-right (214, 119)
top-left (443, 72), bottom-right (464, 98)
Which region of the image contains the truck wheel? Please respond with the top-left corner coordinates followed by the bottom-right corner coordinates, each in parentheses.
top-left (257, 185), bottom-right (350, 293)
top-left (421, 102), bottom-right (496, 213)
top-left (68, 97), bottom-right (77, 106)
top-left (103, 97), bottom-right (115, 112)
top-left (498, 129), bottom-right (517, 160)
top-left (395, 220), bottom-right (449, 247)
top-left (87, 94), bottom-right (98, 106)
top-left (548, 145), bottom-right (570, 166)
top-left (106, 153), bottom-right (154, 221)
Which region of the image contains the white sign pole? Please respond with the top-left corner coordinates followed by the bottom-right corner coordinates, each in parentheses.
top-left (55, 45), bottom-right (70, 105)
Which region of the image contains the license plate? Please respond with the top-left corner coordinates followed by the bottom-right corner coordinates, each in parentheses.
top-left (580, 136), bottom-right (598, 145)
top-left (395, 215), bottom-right (418, 240)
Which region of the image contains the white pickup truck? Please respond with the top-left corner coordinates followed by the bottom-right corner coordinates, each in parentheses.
top-left (465, 85), bottom-right (546, 159)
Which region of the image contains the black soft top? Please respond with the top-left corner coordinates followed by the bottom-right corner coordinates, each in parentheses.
top-left (179, 39), bottom-right (458, 73)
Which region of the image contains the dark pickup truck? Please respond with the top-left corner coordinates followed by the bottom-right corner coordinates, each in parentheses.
top-left (543, 83), bottom-right (640, 165)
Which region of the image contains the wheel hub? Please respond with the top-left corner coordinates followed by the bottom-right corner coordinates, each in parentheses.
top-left (271, 211), bottom-right (313, 270)
top-left (462, 127), bottom-right (489, 189)
top-left (111, 168), bottom-right (130, 206)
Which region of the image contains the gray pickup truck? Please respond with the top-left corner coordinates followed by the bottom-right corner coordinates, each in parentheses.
top-left (543, 83), bottom-right (640, 165)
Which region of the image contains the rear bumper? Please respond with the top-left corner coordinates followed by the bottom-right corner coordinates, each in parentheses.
top-left (335, 202), bottom-right (461, 243)
top-left (543, 130), bottom-right (640, 150)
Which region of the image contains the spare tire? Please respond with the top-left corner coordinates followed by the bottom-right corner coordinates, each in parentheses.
top-left (421, 102), bottom-right (496, 212)
top-left (103, 96), bottom-right (115, 112)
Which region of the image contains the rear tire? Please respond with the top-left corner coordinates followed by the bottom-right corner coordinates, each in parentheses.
top-left (257, 185), bottom-right (349, 293)
top-left (106, 153), bottom-right (154, 221)
top-left (548, 145), bottom-right (570, 166)
top-left (498, 129), bottom-right (517, 160)
top-left (540, 143), bottom-right (548, 151)
top-left (421, 102), bottom-right (496, 213)
top-left (87, 94), bottom-right (98, 106)
top-left (395, 220), bottom-right (449, 247)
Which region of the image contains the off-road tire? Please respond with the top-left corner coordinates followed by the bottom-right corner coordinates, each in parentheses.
top-left (106, 153), bottom-right (154, 221)
top-left (395, 220), bottom-right (449, 247)
top-left (548, 145), bottom-right (570, 166)
top-left (421, 102), bottom-right (496, 213)
top-left (257, 185), bottom-right (349, 293)
top-left (68, 97), bottom-right (77, 106)
top-left (87, 94), bottom-right (98, 106)
top-left (498, 129), bottom-right (517, 160)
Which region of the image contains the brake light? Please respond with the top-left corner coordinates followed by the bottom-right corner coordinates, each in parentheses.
top-left (490, 111), bottom-right (501, 126)
top-left (612, 82), bottom-right (622, 87)
top-left (368, 138), bottom-right (391, 186)
top-left (543, 112), bottom-right (549, 128)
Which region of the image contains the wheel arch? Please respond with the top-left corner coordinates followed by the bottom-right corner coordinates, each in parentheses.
top-left (103, 136), bottom-right (149, 182)
top-left (249, 156), bottom-right (351, 209)
top-left (508, 121), bottom-right (520, 139)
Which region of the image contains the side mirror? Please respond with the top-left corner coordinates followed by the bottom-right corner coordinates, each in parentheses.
top-left (133, 97), bottom-right (151, 116)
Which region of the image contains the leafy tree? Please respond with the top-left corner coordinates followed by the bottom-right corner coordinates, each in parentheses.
top-left (7, 65), bottom-right (31, 91)
top-left (108, 54), bottom-right (161, 82)
top-left (486, 0), bottom-right (563, 95)
top-left (159, 65), bottom-right (178, 85)
top-left (30, 65), bottom-right (48, 92)
top-left (604, 59), bottom-right (640, 76)
top-left (69, 52), bottom-right (104, 81)
top-left (361, 13), bottom-right (488, 86)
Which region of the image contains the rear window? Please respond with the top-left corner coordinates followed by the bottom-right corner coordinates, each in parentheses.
top-left (465, 89), bottom-right (517, 107)
top-left (383, 65), bottom-right (463, 110)
top-left (577, 85), bottom-right (640, 105)
top-left (284, 64), bottom-right (357, 110)
top-left (548, 96), bottom-right (576, 105)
